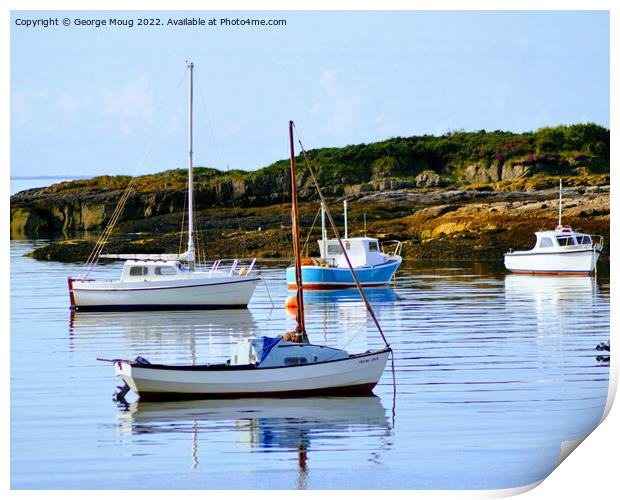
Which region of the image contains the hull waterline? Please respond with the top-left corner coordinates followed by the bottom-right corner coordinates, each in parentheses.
top-left (286, 258), bottom-right (401, 290)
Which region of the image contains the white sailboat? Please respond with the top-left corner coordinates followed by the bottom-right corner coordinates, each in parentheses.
top-left (101, 120), bottom-right (392, 400)
top-left (503, 179), bottom-right (604, 275)
top-left (68, 63), bottom-right (259, 311)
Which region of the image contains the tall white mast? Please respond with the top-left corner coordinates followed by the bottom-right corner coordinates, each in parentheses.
top-left (321, 202), bottom-right (327, 258)
top-left (558, 178), bottom-right (562, 227)
top-left (343, 199), bottom-right (348, 239)
top-left (187, 62), bottom-right (195, 270)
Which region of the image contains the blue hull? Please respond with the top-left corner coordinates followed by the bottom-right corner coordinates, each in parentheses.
top-left (286, 258), bottom-right (401, 289)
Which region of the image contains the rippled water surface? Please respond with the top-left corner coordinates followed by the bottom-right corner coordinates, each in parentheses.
top-left (10, 241), bottom-right (610, 489)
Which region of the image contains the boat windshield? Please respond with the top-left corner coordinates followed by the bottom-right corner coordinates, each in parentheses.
top-left (575, 235), bottom-right (592, 245)
top-left (557, 236), bottom-right (576, 247)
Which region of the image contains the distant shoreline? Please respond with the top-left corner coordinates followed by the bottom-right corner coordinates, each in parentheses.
top-left (10, 175), bottom-right (91, 180)
top-left (10, 176), bottom-right (92, 196)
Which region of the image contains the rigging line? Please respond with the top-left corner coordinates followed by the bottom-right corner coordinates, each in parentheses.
top-left (195, 73), bottom-right (249, 255)
top-left (390, 350), bottom-right (397, 429)
top-left (195, 71), bottom-right (226, 171)
top-left (178, 176), bottom-right (189, 257)
top-left (261, 274), bottom-right (275, 308)
top-left (191, 185), bottom-right (201, 266)
top-left (333, 316), bottom-right (369, 352)
top-left (82, 71), bottom-right (187, 276)
top-left (82, 182), bottom-right (137, 275)
top-left (84, 71), bottom-right (186, 272)
top-left (294, 123), bottom-right (390, 348)
top-left (300, 204), bottom-right (321, 258)
top-left (83, 176), bottom-right (137, 266)
top-left (87, 75), bottom-right (185, 268)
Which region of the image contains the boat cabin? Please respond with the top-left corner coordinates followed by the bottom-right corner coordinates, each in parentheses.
top-left (231, 337), bottom-right (349, 368)
top-left (120, 260), bottom-right (186, 282)
top-left (317, 237), bottom-right (386, 268)
top-left (532, 225), bottom-right (597, 251)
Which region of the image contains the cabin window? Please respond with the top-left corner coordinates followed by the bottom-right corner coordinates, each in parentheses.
top-left (576, 235), bottom-right (591, 245)
top-left (284, 357), bottom-right (308, 366)
top-left (345, 241), bottom-right (351, 250)
top-left (129, 266), bottom-right (147, 276)
top-left (557, 236), bottom-right (576, 247)
top-left (155, 266), bottom-right (177, 276)
top-left (327, 244), bottom-right (342, 255)
top-left (368, 242), bottom-right (379, 252)
top-left (539, 237), bottom-right (554, 248)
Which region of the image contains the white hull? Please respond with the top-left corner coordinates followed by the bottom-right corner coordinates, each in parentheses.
top-left (70, 275), bottom-right (259, 310)
top-left (504, 247), bottom-right (602, 275)
top-left (114, 348), bottom-right (391, 400)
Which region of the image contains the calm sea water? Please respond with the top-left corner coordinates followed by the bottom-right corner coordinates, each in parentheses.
top-left (10, 240), bottom-right (610, 490)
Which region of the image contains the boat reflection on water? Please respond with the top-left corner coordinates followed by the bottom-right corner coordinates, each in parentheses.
top-left (504, 274), bottom-right (596, 308)
top-left (296, 286), bottom-right (399, 304)
top-left (504, 274), bottom-right (597, 341)
top-left (116, 396), bottom-right (392, 487)
top-left (505, 274), bottom-right (596, 303)
top-left (69, 308), bottom-right (258, 359)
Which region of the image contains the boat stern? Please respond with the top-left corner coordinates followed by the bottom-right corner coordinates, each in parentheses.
top-left (114, 361), bottom-right (140, 393)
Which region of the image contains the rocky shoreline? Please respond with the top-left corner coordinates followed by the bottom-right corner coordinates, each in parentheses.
top-left (18, 182), bottom-right (610, 264)
top-left (11, 122), bottom-right (611, 263)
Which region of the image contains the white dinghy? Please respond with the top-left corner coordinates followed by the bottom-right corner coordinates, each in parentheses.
top-left (68, 62), bottom-right (259, 311)
top-left (503, 180), bottom-right (604, 275)
top-left (101, 121), bottom-right (392, 401)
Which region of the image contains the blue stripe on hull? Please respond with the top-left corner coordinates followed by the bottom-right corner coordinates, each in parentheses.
top-left (286, 259), bottom-right (401, 288)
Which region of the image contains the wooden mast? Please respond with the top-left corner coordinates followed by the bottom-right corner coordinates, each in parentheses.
top-left (289, 120), bottom-right (307, 341)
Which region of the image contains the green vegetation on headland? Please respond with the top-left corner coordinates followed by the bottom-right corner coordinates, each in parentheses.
top-left (11, 123), bottom-right (610, 263)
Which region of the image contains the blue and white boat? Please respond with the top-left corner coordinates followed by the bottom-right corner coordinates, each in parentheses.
top-left (286, 201), bottom-right (402, 290)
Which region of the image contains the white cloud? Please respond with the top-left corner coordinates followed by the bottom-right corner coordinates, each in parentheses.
top-left (58, 92), bottom-right (81, 113)
top-left (376, 114), bottom-right (399, 138)
top-left (98, 74), bottom-right (156, 126)
top-left (481, 81), bottom-right (509, 113)
top-left (319, 69), bottom-right (340, 98)
top-left (12, 92), bottom-right (30, 125)
top-left (311, 69), bottom-right (364, 135)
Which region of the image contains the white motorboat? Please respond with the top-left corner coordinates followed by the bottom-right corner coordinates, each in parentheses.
top-left (68, 63), bottom-right (259, 311)
top-left (503, 180), bottom-right (603, 275)
top-left (102, 120), bottom-right (392, 400)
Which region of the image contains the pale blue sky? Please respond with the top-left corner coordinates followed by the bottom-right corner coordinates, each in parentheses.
top-left (10, 10), bottom-right (609, 178)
